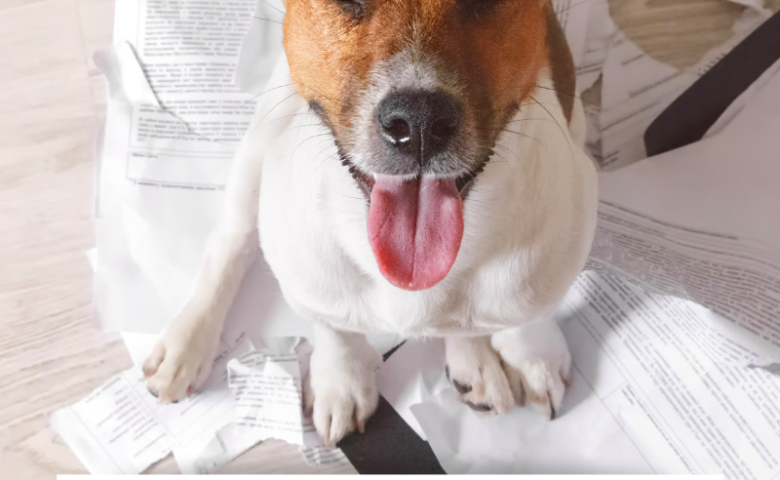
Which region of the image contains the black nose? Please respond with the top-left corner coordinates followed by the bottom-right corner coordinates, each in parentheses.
top-left (376, 89), bottom-right (460, 166)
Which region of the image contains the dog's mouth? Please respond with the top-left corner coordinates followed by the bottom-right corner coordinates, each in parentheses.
top-left (343, 155), bottom-right (489, 202)
top-left (341, 155), bottom-right (490, 291)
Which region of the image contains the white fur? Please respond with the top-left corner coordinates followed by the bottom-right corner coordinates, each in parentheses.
top-left (305, 324), bottom-right (382, 446)
top-left (143, 59), bottom-right (598, 444)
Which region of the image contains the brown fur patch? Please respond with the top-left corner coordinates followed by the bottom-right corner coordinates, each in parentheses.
top-left (544, 2), bottom-right (576, 124)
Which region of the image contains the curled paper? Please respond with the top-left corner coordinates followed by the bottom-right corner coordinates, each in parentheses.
top-left (227, 338), bottom-right (353, 467)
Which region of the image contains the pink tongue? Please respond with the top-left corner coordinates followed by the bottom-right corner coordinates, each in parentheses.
top-left (368, 175), bottom-right (464, 291)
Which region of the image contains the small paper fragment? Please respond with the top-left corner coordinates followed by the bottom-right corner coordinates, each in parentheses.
top-left (172, 422), bottom-right (263, 474)
top-left (227, 339), bottom-right (352, 467)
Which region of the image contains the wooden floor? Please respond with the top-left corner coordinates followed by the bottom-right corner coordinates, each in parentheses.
top-left (0, 0), bottom-right (775, 476)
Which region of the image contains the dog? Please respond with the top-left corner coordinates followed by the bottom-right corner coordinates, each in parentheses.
top-left (142, 0), bottom-right (598, 447)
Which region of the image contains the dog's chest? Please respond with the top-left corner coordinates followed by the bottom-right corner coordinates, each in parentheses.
top-left (257, 163), bottom-right (556, 338)
top-left (262, 234), bottom-right (536, 337)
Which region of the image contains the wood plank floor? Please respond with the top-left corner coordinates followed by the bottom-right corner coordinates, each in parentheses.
top-left (0, 0), bottom-right (775, 476)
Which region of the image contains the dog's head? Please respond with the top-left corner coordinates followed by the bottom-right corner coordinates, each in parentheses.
top-left (283, 0), bottom-right (555, 291)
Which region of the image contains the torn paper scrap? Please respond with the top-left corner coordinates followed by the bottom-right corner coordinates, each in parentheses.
top-left (50, 370), bottom-right (172, 474)
top-left (172, 421), bottom-right (262, 474)
top-left (227, 339), bottom-right (352, 468)
top-left (229, 349), bottom-right (304, 445)
top-left (51, 334), bottom-right (252, 474)
top-left (93, 41), bottom-right (162, 108)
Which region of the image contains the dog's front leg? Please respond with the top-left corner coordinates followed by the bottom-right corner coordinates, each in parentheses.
top-left (143, 131), bottom-right (265, 403)
top-left (142, 227), bottom-right (257, 402)
top-left (305, 324), bottom-right (381, 446)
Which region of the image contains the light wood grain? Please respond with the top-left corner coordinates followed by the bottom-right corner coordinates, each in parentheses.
top-left (0, 0), bottom-right (773, 476)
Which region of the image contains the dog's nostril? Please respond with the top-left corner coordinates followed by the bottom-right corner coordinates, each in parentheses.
top-left (382, 118), bottom-right (411, 146)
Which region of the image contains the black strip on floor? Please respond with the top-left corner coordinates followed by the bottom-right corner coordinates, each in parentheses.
top-left (337, 395), bottom-right (446, 474)
top-left (336, 341), bottom-right (446, 474)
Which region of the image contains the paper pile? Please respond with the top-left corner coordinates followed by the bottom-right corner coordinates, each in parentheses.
top-left (53, 0), bottom-right (780, 475)
top-left (52, 334), bottom-right (351, 474)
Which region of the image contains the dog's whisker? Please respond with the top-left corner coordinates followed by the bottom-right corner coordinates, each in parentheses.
top-left (530, 94), bottom-right (574, 164)
top-left (177, 83), bottom-right (295, 133)
top-left (290, 132), bottom-right (334, 159)
top-left (505, 117), bottom-right (558, 126)
top-left (535, 84), bottom-right (581, 99)
top-left (253, 16), bottom-right (283, 25)
top-left (246, 92), bottom-right (299, 138)
top-left (553, 0), bottom-right (594, 16)
top-left (313, 151), bottom-right (342, 173)
top-left (500, 129), bottom-right (545, 150)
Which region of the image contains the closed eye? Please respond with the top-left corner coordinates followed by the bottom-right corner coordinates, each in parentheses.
top-left (457, 0), bottom-right (507, 19)
top-left (330, 0), bottom-right (367, 19)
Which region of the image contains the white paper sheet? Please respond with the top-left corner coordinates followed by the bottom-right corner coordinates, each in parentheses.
top-left (590, 60), bottom-right (780, 347)
top-left (562, 272), bottom-right (780, 478)
top-left (51, 333), bottom-right (254, 474)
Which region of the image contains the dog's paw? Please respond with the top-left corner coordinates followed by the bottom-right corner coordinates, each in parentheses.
top-left (445, 336), bottom-right (515, 415)
top-left (306, 338), bottom-right (381, 447)
top-left (142, 320), bottom-right (220, 403)
top-left (491, 320), bottom-right (571, 419)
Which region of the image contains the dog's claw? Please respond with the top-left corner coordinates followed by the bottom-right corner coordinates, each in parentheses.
top-left (465, 401), bottom-right (492, 412)
top-left (446, 337), bottom-right (514, 416)
top-left (452, 378), bottom-right (472, 394)
top-left (548, 392), bottom-right (556, 420)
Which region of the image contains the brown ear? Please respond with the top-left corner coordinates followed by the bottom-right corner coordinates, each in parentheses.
top-left (544, 3), bottom-right (575, 124)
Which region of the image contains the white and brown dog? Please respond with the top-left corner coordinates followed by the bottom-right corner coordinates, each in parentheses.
top-left (143, 0), bottom-right (598, 447)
